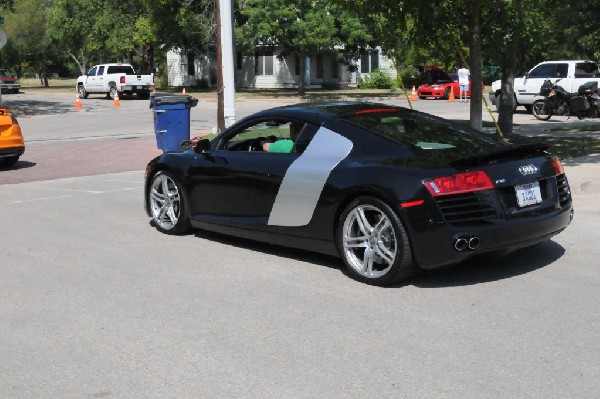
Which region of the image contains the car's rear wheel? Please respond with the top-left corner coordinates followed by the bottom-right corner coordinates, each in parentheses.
top-left (108, 85), bottom-right (118, 100)
top-left (148, 171), bottom-right (191, 234)
top-left (337, 197), bottom-right (416, 285)
top-left (77, 84), bottom-right (88, 99)
top-left (532, 100), bottom-right (552, 120)
top-left (1, 155), bottom-right (19, 167)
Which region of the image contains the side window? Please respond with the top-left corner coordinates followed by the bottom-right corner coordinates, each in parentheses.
top-left (97, 66), bottom-right (105, 76)
top-left (219, 119), bottom-right (318, 154)
top-left (88, 66), bottom-right (97, 76)
top-left (556, 63), bottom-right (568, 78)
top-left (529, 64), bottom-right (555, 78)
top-left (574, 62), bottom-right (599, 77)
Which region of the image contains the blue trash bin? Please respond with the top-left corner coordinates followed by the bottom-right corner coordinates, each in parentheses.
top-left (150, 94), bottom-right (198, 152)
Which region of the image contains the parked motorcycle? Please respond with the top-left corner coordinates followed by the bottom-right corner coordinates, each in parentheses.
top-left (532, 79), bottom-right (600, 120)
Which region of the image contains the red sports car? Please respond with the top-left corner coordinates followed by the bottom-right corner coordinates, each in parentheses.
top-left (417, 66), bottom-right (473, 100)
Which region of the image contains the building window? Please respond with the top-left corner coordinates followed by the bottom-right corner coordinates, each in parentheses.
top-left (236, 53), bottom-right (242, 70)
top-left (294, 55), bottom-right (300, 76)
top-left (187, 53), bottom-right (195, 76)
top-left (360, 49), bottom-right (380, 73)
top-left (331, 59), bottom-right (339, 79)
top-left (316, 54), bottom-right (324, 79)
top-left (255, 51), bottom-right (274, 76)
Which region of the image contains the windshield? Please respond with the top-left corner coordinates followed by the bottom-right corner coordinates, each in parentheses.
top-left (426, 69), bottom-right (452, 84)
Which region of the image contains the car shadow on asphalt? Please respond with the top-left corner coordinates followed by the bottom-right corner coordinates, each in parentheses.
top-left (0, 160), bottom-right (36, 171)
top-left (193, 229), bottom-right (342, 270)
top-left (193, 228), bottom-right (565, 288)
top-left (408, 240), bottom-right (565, 288)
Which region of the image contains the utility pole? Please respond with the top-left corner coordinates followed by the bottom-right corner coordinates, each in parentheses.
top-left (216, 0), bottom-right (236, 131)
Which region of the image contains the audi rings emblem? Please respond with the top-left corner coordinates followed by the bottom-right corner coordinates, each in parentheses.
top-left (518, 164), bottom-right (538, 176)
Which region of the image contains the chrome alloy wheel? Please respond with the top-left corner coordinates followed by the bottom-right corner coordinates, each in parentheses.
top-left (342, 204), bottom-right (397, 278)
top-left (149, 173), bottom-right (182, 231)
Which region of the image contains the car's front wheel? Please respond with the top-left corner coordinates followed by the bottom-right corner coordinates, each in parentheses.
top-left (337, 197), bottom-right (416, 285)
top-left (532, 100), bottom-right (552, 120)
top-left (78, 84), bottom-right (88, 99)
top-left (148, 171), bottom-right (191, 234)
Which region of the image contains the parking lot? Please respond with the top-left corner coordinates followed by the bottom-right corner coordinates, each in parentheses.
top-left (1, 91), bottom-right (599, 398)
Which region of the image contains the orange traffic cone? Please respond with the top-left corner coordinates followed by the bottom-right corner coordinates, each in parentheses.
top-left (410, 86), bottom-right (418, 101)
top-left (113, 90), bottom-right (121, 108)
top-left (182, 87), bottom-right (186, 95)
top-left (448, 87), bottom-right (456, 102)
top-left (75, 92), bottom-right (83, 110)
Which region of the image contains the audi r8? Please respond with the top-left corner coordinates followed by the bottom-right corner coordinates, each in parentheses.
top-left (144, 102), bottom-right (573, 285)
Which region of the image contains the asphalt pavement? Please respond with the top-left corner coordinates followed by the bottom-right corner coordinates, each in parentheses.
top-left (0, 89), bottom-right (599, 398)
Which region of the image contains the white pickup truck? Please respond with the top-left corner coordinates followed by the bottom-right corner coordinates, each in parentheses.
top-left (76, 63), bottom-right (154, 100)
top-left (489, 60), bottom-right (600, 112)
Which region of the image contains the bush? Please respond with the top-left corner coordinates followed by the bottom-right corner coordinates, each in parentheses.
top-left (358, 69), bottom-right (396, 90)
top-left (397, 66), bottom-right (426, 88)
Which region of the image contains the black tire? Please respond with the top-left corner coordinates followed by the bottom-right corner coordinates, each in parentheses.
top-left (443, 87), bottom-right (451, 100)
top-left (336, 196), bottom-right (416, 286)
top-left (148, 171), bottom-right (192, 235)
top-left (77, 84), bottom-right (88, 99)
top-left (418, 95), bottom-right (427, 100)
top-left (108, 85), bottom-right (118, 100)
top-left (532, 99), bottom-right (552, 121)
top-left (1, 155), bottom-right (19, 167)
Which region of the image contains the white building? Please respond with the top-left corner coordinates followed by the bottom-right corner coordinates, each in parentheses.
top-left (166, 48), bottom-right (397, 89)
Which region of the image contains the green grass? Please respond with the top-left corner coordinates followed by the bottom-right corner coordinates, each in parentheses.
top-left (546, 124), bottom-right (600, 132)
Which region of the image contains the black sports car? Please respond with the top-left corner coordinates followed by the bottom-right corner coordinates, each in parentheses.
top-left (144, 102), bottom-right (573, 285)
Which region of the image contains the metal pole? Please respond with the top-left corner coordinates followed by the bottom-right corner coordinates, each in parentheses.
top-left (215, 0), bottom-right (224, 131)
top-left (220, 0), bottom-right (236, 128)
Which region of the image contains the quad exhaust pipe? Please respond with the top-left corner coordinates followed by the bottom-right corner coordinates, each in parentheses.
top-left (454, 235), bottom-right (481, 252)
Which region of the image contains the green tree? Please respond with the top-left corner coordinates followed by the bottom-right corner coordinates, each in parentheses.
top-left (3, 0), bottom-right (57, 86)
top-left (237, 0), bottom-right (372, 95)
top-left (48, 0), bottom-right (141, 75)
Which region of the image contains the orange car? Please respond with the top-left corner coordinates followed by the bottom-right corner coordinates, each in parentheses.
top-left (0, 108), bottom-right (25, 166)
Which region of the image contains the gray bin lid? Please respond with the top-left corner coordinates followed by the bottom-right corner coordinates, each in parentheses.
top-left (150, 93), bottom-right (198, 108)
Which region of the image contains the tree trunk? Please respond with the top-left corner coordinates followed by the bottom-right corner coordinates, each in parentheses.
top-left (498, 54), bottom-right (517, 138)
top-left (497, 0), bottom-right (524, 139)
top-left (468, 0), bottom-right (483, 130)
top-left (298, 53), bottom-right (306, 96)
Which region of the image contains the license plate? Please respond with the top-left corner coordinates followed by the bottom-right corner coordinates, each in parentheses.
top-left (137, 86), bottom-right (143, 89)
top-left (515, 181), bottom-right (542, 207)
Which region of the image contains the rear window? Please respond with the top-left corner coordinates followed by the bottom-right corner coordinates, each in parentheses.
top-left (574, 62), bottom-right (600, 78)
top-left (107, 65), bottom-right (136, 74)
top-left (343, 110), bottom-right (503, 162)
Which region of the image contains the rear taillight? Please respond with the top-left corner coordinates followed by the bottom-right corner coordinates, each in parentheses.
top-left (425, 171), bottom-right (493, 197)
top-left (551, 156), bottom-right (564, 175)
top-left (120, 76), bottom-right (126, 84)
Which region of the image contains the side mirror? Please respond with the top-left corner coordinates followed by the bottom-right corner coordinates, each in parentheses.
top-left (193, 138), bottom-right (210, 153)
